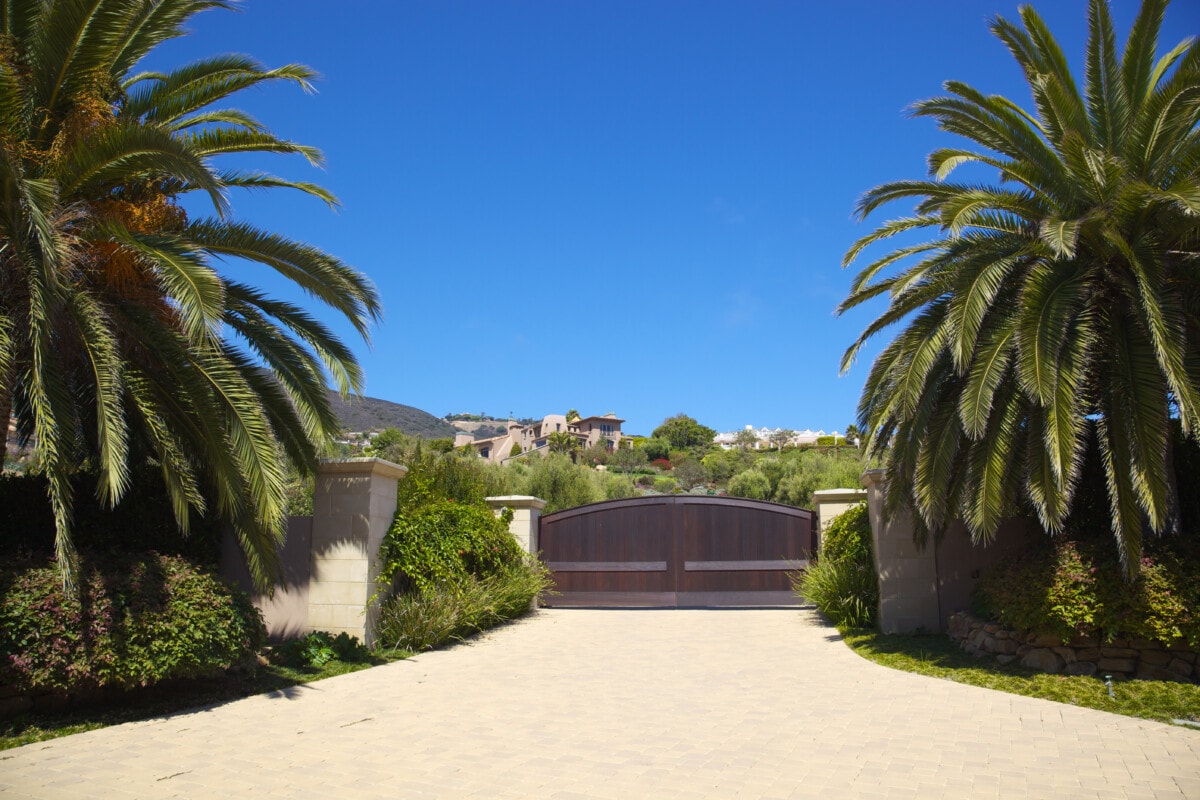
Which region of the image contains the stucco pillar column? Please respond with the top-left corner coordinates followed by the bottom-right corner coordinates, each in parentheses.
top-left (308, 458), bottom-right (407, 646)
top-left (860, 469), bottom-right (939, 634)
top-left (811, 488), bottom-right (868, 540)
top-left (485, 495), bottom-right (547, 555)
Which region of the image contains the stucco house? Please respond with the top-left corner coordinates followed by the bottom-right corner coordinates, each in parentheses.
top-left (457, 413), bottom-right (625, 463)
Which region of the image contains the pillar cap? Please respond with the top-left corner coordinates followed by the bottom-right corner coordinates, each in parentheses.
top-left (485, 495), bottom-right (547, 511)
top-left (318, 457), bottom-right (408, 481)
top-left (860, 468), bottom-right (886, 489)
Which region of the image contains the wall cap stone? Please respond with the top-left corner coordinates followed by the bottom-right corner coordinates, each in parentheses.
top-left (860, 468), bottom-right (886, 489)
top-left (485, 495), bottom-right (547, 511)
top-left (812, 488), bottom-right (867, 503)
top-left (318, 457), bottom-right (408, 480)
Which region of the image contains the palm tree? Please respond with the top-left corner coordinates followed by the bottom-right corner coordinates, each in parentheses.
top-left (0, 0), bottom-right (380, 588)
top-left (546, 430), bottom-right (580, 456)
top-left (839, 0), bottom-right (1199, 574)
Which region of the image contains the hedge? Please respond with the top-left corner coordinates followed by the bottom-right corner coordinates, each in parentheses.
top-left (0, 552), bottom-right (265, 693)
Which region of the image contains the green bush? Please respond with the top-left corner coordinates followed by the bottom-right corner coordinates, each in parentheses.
top-left (821, 503), bottom-right (873, 562)
top-left (0, 552), bottom-right (265, 693)
top-left (652, 477), bottom-right (676, 493)
top-left (975, 536), bottom-right (1200, 647)
top-left (377, 500), bottom-right (524, 596)
top-left (276, 631), bottom-right (369, 668)
top-left (526, 454), bottom-right (600, 513)
top-left (727, 469), bottom-right (771, 500)
top-left (794, 505), bottom-right (878, 629)
top-left (375, 558), bottom-right (553, 652)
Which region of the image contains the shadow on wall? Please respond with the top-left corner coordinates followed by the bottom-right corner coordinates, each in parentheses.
top-left (861, 468), bottom-right (1035, 635)
top-left (220, 516), bottom-right (314, 642)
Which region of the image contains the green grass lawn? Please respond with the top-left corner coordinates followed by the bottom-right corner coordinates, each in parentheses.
top-left (0, 649), bottom-right (412, 752)
top-left (841, 629), bottom-right (1200, 725)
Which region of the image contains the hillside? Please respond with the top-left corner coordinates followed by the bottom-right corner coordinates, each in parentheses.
top-left (325, 391), bottom-right (456, 439)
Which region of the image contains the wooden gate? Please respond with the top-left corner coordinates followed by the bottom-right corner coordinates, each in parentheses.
top-left (538, 495), bottom-right (815, 607)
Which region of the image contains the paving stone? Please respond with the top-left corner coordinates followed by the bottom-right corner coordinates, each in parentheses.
top-left (1, 609), bottom-right (1198, 799)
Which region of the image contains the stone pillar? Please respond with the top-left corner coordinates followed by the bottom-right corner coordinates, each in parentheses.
top-left (860, 469), bottom-right (939, 634)
top-left (811, 488), bottom-right (868, 540)
top-left (308, 458), bottom-right (407, 646)
top-left (485, 495), bottom-right (547, 555)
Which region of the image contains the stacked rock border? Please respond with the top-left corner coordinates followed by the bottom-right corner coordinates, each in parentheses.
top-left (947, 613), bottom-right (1198, 683)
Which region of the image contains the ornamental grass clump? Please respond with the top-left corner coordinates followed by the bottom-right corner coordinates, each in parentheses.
top-left (794, 504), bottom-right (879, 629)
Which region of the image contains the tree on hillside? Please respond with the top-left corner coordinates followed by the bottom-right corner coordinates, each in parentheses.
top-left (0, 0), bottom-right (380, 588)
top-left (653, 414), bottom-right (717, 451)
top-left (770, 429), bottom-right (794, 450)
top-left (566, 409), bottom-right (580, 422)
top-left (734, 429), bottom-right (759, 450)
top-left (610, 445), bottom-right (648, 473)
top-left (838, 0), bottom-right (1199, 574)
top-left (673, 458), bottom-right (709, 491)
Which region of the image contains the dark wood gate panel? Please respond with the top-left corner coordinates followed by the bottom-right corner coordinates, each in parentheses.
top-left (538, 496), bottom-right (815, 607)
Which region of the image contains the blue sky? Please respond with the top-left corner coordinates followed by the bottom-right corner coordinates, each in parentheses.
top-left (151, 1), bottom-right (1197, 436)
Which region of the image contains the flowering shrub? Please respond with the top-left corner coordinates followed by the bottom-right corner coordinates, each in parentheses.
top-left (975, 536), bottom-right (1200, 647)
top-left (0, 552), bottom-right (265, 693)
top-left (649, 458), bottom-right (672, 471)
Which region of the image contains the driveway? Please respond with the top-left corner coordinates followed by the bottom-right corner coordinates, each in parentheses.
top-left (1, 608), bottom-right (1198, 799)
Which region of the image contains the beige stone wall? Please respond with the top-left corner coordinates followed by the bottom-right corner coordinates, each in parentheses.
top-left (220, 516), bottom-right (313, 640)
top-left (308, 458), bottom-right (407, 645)
top-left (861, 469), bottom-right (1035, 634)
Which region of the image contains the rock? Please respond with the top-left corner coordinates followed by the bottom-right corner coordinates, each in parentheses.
top-left (1140, 650), bottom-right (1172, 666)
top-left (1136, 664), bottom-right (1190, 683)
top-left (1101, 646), bottom-right (1139, 659)
top-left (981, 635), bottom-right (999, 654)
top-left (1021, 648), bottom-right (1064, 673)
top-left (1076, 647), bottom-right (1102, 661)
top-left (0, 695), bottom-right (33, 718)
top-left (1110, 637), bottom-right (1129, 648)
top-left (1097, 657), bottom-right (1137, 674)
top-left (1052, 647), bottom-right (1078, 664)
top-left (1016, 645), bottom-right (1032, 656)
top-left (1068, 634), bottom-right (1099, 647)
top-left (1168, 658), bottom-right (1195, 678)
top-left (993, 638), bottom-right (1021, 655)
top-left (1130, 638), bottom-right (1157, 650)
top-left (984, 623), bottom-right (1000, 634)
top-left (996, 654), bottom-right (1018, 665)
top-left (1065, 661), bottom-right (1097, 677)
top-left (995, 629), bottom-right (1010, 640)
top-left (1032, 633), bottom-right (1062, 648)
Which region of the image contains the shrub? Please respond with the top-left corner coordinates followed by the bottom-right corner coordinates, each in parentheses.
top-left (821, 503), bottom-right (873, 562)
top-left (652, 477), bottom-right (676, 493)
top-left (636, 475), bottom-right (656, 488)
top-left (649, 458), bottom-right (672, 471)
top-left (727, 469), bottom-right (771, 500)
top-left (599, 473), bottom-right (639, 500)
top-left (276, 631), bottom-right (369, 668)
top-left (974, 535), bottom-right (1200, 647)
top-left (375, 558), bottom-right (553, 652)
top-left (794, 505), bottom-right (878, 629)
top-left (0, 552), bottom-right (265, 693)
top-left (526, 454), bottom-right (600, 513)
top-left (378, 500), bottom-right (524, 596)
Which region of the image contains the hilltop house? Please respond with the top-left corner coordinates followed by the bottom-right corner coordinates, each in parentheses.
top-left (457, 413), bottom-right (625, 463)
top-left (713, 425), bottom-right (843, 450)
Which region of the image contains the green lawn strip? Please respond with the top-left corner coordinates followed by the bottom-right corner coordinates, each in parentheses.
top-left (840, 629), bottom-right (1200, 725)
top-left (0, 649), bottom-right (412, 752)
